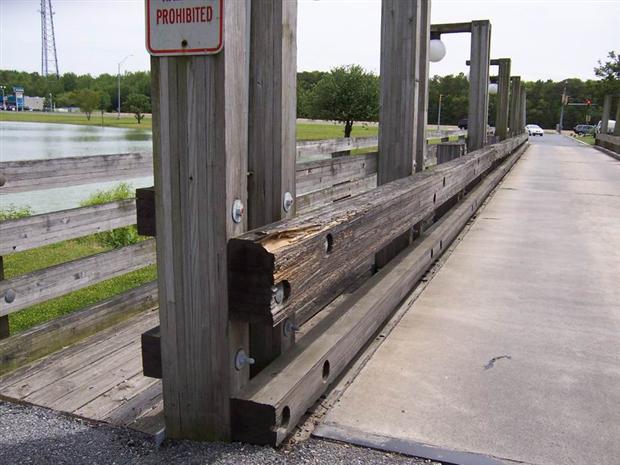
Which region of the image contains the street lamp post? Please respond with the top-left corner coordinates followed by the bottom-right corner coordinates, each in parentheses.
top-left (117, 54), bottom-right (132, 119)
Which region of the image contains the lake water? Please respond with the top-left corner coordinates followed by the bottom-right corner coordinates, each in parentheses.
top-left (0, 122), bottom-right (154, 214)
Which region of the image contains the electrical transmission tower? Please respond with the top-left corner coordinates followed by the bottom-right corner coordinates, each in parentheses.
top-left (40, 0), bottom-right (59, 77)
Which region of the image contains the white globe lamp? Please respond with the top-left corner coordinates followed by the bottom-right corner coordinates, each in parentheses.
top-left (488, 83), bottom-right (498, 95)
top-left (429, 39), bottom-right (446, 63)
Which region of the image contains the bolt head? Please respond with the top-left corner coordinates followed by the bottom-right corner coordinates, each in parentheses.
top-left (283, 192), bottom-right (294, 212)
top-left (4, 289), bottom-right (15, 304)
top-left (231, 199), bottom-right (244, 224)
top-left (272, 283), bottom-right (285, 305)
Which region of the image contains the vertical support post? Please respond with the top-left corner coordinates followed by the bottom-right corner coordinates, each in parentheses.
top-left (467, 20), bottom-right (491, 151)
top-left (415, 0), bottom-right (431, 173)
top-left (377, 0), bottom-right (421, 267)
top-left (520, 87), bottom-right (527, 132)
top-left (495, 58), bottom-right (511, 140)
top-left (508, 76), bottom-right (521, 137)
top-left (0, 257), bottom-right (9, 339)
top-left (601, 94), bottom-right (612, 134)
top-left (247, 0), bottom-right (297, 374)
top-left (151, 1), bottom-right (250, 441)
top-left (614, 98), bottom-right (620, 136)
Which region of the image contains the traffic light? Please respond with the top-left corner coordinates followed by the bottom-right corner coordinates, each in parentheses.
top-left (585, 99), bottom-right (592, 106)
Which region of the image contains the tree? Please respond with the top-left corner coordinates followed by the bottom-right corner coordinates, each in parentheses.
top-left (127, 93), bottom-right (151, 124)
top-left (310, 65), bottom-right (379, 137)
top-left (75, 89), bottom-right (100, 120)
top-left (594, 51), bottom-right (620, 96)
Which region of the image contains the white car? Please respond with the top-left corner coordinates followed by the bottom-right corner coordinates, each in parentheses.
top-left (526, 124), bottom-right (544, 137)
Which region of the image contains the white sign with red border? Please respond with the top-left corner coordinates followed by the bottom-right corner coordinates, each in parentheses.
top-left (146, 0), bottom-right (223, 56)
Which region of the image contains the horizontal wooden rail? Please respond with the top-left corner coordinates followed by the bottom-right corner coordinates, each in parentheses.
top-left (595, 134), bottom-right (620, 155)
top-left (0, 282), bottom-right (158, 376)
top-left (228, 134), bottom-right (527, 326)
top-left (0, 200), bottom-right (137, 256)
top-left (230, 140), bottom-right (529, 446)
top-left (0, 152), bottom-right (153, 194)
top-left (0, 239), bottom-right (156, 316)
top-left (296, 152), bottom-right (378, 195)
top-left (296, 136), bottom-right (378, 158)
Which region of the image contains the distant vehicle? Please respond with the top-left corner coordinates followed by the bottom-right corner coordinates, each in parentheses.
top-left (573, 124), bottom-right (595, 136)
top-left (595, 120), bottom-right (616, 135)
top-left (526, 124), bottom-right (544, 136)
top-left (458, 118), bottom-right (468, 130)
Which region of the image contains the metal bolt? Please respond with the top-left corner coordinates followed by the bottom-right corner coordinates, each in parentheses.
top-left (0, 174), bottom-right (6, 187)
top-left (4, 289), bottom-right (15, 304)
top-left (231, 199), bottom-right (244, 224)
top-left (272, 282), bottom-right (285, 305)
top-left (283, 318), bottom-right (299, 337)
top-left (283, 191), bottom-right (294, 212)
top-left (234, 349), bottom-right (255, 371)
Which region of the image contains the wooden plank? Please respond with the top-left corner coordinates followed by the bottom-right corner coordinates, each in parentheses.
top-left (0, 310), bottom-right (158, 399)
top-left (296, 136), bottom-right (378, 158)
top-left (430, 22), bottom-right (472, 34)
top-left (0, 152), bottom-right (152, 194)
top-left (151, 0), bottom-right (250, 440)
top-left (376, 0), bottom-right (421, 266)
top-left (0, 239), bottom-right (156, 316)
top-left (231, 140), bottom-right (529, 446)
top-left (467, 20), bottom-right (491, 152)
top-left (508, 76), bottom-right (521, 137)
top-left (0, 257), bottom-right (7, 339)
top-left (0, 199), bottom-right (137, 255)
top-left (0, 282), bottom-right (157, 376)
top-left (496, 58), bottom-right (511, 141)
top-left (104, 379), bottom-right (162, 426)
top-left (228, 135), bottom-right (528, 327)
top-left (141, 325), bottom-right (161, 379)
top-left (296, 152), bottom-right (377, 195)
top-left (595, 134), bottom-right (620, 154)
top-left (415, 0), bottom-right (431, 173)
top-left (297, 174), bottom-right (377, 214)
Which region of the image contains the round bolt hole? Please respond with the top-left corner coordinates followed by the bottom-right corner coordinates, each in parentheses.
top-left (324, 234), bottom-right (334, 254)
top-left (322, 360), bottom-right (330, 382)
top-left (181, 39), bottom-right (188, 48)
top-left (430, 248), bottom-right (434, 259)
top-left (280, 406), bottom-right (291, 428)
top-left (440, 240), bottom-right (443, 250)
top-left (442, 177), bottom-right (446, 187)
top-left (433, 193), bottom-right (436, 203)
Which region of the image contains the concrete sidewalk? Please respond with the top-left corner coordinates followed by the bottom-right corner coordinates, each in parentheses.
top-left (315, 135), bottom-right (620, 465)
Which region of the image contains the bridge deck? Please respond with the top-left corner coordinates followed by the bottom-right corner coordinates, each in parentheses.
top-left (0, 310), bottom-right (164, 436)
top-left (315, 135), bottom-right (620, 465)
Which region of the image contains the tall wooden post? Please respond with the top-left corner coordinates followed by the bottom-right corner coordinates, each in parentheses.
top-left (508, 76), bottom-right (521, 137)
top-left (415, 0), bottom-right (431, 172)
top-left (495, 58), bottom-right (511, 140)
top-left (377, 0), bottom-right (421, 266)
top-left (0, 257), bottom-right (8, 339)
top-left (601, 94), bottom-right (612, 134)
top-left (520, 87), bottom-right (527, 131)
top-left (614, 98), bottom-right (620, 136)
top-left (467, 20), bottom-right (491, 151)
top-left (151, 1), bottom-right (250, 440)
top-left (247, 0), bottom-right (297, 374)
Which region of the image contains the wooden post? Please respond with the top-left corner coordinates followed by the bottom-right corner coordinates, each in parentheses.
top-left (601, 94), bottom-right (612, 134)
top-left (508, 76), bottom-right (521, 137)
top-left (0, 257), bottom-right (8, 339)
top-left (614, 98), bottom-right (620, 137)
top-left (520, 87), bottom-right (527, 132)
top-left (415, 0), bottom-right (431, 173)
top-left (151, 1), bottom-right (250, 441)
top-left (376, 0), bottom-right (421, 267)
top-left (247, 0), bottom-right (297, 374)
top-left (467, 20), bottom-right (491, 151)
top-left (495, 58), bottom-right (511, 140)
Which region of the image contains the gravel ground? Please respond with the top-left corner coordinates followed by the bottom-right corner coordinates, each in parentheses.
top-left (0, 401), bottom-right (439, 465)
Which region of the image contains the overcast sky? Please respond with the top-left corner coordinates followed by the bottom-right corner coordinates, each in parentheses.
top-left (1, 0), bottom-right (618, 81)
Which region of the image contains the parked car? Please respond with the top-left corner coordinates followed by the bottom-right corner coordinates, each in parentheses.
top-left (595, 120), bottom-right (616, 135)
top-left (573, 124), bottom-right (595, 135)
top-left (457, 118), bottom-right (468, 130)
top-left (526, 124), bottom-right (544, 136)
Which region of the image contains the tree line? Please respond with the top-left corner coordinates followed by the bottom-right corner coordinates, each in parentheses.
top-left (1, 51), bottom-right (617, 134)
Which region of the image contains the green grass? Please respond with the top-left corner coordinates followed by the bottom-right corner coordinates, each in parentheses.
top-left (4, 236), bottom-right (156, 333)
top-left (0, 110), bottom-right (152, 129)
top-left (296, 122), bottom-right (378, 140)
top-left (578, 135), bottom-right (595, 145)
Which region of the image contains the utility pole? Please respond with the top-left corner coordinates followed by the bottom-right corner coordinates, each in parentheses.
top-left (558, 82), bottom-right (567, 133)
top-left (437, 94), bottom-right (443, 131)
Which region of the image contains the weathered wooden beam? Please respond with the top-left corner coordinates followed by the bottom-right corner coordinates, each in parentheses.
top-left (0, 200), bottom-right (137, 256)
top-left (495, 58), bottom-right (511, 140)
top-left (228, 135), bottom-right (527, 327)
top-left (0, 239), bottom-right (156, 316)
top-left (508, 76), bottom-right (521, 137)
top-left (230, 138), bottom-right (529, 446)
top-left (135, 187), bottom-right (155, 237)
top-left (296, 136), bottom-right (378, 158)
top-left (520, 87), bottom-right (527, 130)
top-left (247, 0), bottom-right (298, 376)
top-left (615, 98), bottom-right (620, 137)
top-left (376, 0), bottom-right (421, 266)
top-left (601, 95), bottom-right (612, 134)
top-left (430, 22), bottom-right (472, 34)
top-left (415, 0), bottom-right (431, 173)
top-left (467, 20), bottom-right (491, 152)
top-left (151, 0), bottom-right (250, 441)
top-left (141, 325), bottom-right (162, 379)
top-left (0, 282), bottom-right (157, 376)
top-left (0, 153), bottom-right (152, 194)
top-left (0, 258), bottom-right (8, 339)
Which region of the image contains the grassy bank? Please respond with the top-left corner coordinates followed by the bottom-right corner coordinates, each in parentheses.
top-left (0, 111), bottom-right (380, 140)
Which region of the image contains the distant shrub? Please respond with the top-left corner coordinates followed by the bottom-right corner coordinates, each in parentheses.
top-left (0, 204), bottom-right (33, 221)
top-left (80, 183), bottom-right (138, 248)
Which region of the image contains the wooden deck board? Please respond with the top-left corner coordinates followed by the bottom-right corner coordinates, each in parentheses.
top-left (0, 310), bottom-right (163, 437)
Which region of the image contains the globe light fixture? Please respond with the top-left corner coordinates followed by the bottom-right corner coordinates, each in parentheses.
top-left (429, 38), bottom-right (447, 62)
top-left (488, 83), bottom-right (498, 95)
